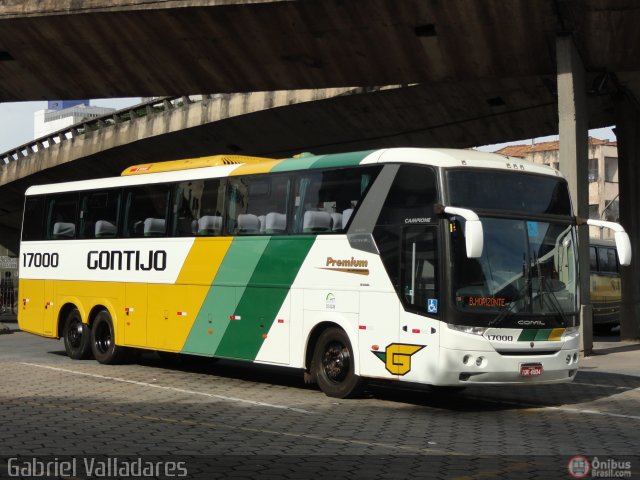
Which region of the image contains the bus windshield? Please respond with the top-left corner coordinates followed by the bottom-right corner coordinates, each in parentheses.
top-left (446, 170), bottom-right (578, 323)
top-left (451, 217), bottom-right (578, 319)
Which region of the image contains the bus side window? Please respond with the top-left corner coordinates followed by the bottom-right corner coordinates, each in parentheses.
top-left (80, 190), bottom-right (120, 239)
top-left (589, 246), bottom-right (598, 272)
top-left (173, 178), bottom-right (226, 237)
top-left (123, 185), bottom-right (170, 238)
top-left (226, 176), bottom-right (289, 235)
top-left (22, 196), bottom-right (45, 241)
top-left (598, 247), bottom-right (618, 274)
top-left (46, 193), bottom-right (79, 240)
top-left (293, 167), bottom-right (379, 234)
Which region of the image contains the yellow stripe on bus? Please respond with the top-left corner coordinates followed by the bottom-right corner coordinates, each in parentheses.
top-left (549, 328), bottom-right (565, 341)
top-left (149, 237), bottom-right (234, 352)
top-left (176, 237), bottom-right (233, 285)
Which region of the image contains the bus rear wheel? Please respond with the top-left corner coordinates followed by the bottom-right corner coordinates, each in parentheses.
top-left (63, 308), bottom-right (92, 360)
top-left (91, 310), bottom-right (128, 364)
top-left (311, 327), bottom-right (365, 398)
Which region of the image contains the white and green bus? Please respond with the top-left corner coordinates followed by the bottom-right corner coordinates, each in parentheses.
top-left (18, 148), bottom-right (631, 398)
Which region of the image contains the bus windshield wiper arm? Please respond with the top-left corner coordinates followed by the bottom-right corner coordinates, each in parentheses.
top-left (487, 277), bottom-right (531, 328)
top-left (539, 277), bottom-right (569, 327)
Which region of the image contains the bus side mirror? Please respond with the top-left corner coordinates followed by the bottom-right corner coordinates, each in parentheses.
top-left (440, 206), bottom-right (484, 258)
top-left (585, 219), bottom-right (632, 266)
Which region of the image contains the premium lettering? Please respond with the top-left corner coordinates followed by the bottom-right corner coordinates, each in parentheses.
top-left (326, 257), bottom-right (368, 268)
top-left (87, 250), bottom-right (167, 271)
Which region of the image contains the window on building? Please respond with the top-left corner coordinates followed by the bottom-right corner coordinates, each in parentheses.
top-left (605, 157), bottom-right (618, 183)
top-left (588, 158), bottom-right (598, 182)
top-left (588, 204), bottom-right (599, 219)
top-left (603, 200), bottom-right (619, 222)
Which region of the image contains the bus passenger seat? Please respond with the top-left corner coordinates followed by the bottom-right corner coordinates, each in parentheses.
top-left (53, 222), bottom-right (75, 239)
top-left (265, 212), bottom-right (287, 234)
top-left (198, 215), bottom-right (222, 235)
top-left (144, 218), bottom-right (166, 237)
top-left (95, 220), bottom-right (117, 238)
top-left (303, 211), bottom-right (331, 233)
top-left (342, 208), bottom-right (354, 228)
top-left (237, 214), bottom-right (260, 234)
top-left (330, 213), bottom-right (343, 232)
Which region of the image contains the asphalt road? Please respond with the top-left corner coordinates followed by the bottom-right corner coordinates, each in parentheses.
top-left (0, 330), bottom-right (639, 479)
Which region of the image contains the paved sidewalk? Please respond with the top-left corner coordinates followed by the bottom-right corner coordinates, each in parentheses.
top-left (584, 338), bottom-right (640, 377)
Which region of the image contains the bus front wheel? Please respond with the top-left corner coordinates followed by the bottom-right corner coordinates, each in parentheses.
top-left (311, 327), bottom-right (365, 398)
top-left (63, 308), bottom-right (92, 360)
top-left (91, 310), bottom-right (128, 364)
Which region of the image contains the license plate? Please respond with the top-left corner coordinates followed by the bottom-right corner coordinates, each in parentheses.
top-left (520, 363), bottom-right (543, 377)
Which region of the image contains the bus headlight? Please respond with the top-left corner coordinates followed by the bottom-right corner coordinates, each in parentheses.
top-left (448, 324), bottom-right (487, 335)
top-left (562, 326), bottom-right (579, 339)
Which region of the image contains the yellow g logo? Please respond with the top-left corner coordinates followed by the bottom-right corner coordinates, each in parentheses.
top-left (373, 343), bottom-right (425, 375)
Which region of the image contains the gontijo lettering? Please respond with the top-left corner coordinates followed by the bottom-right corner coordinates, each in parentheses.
top-left (87, 250), bottom-right (167, 271)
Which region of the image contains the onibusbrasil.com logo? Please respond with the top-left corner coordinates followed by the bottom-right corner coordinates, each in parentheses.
top-left (567, 455), bottom-right (632, 478)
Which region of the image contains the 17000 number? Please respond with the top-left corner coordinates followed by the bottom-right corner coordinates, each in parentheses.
top-left (22, 252), bottom-right (59, 268)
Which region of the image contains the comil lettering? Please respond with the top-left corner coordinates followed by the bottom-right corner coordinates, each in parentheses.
top-left (87, 250), bottom-right (167, 271)
top-left (326, 257), bottom-right (368, 268)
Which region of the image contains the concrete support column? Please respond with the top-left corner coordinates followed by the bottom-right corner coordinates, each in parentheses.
top-left (556, 35), bottom-right (592, 354)
top-left (614, 94), bottom-right (640, 339)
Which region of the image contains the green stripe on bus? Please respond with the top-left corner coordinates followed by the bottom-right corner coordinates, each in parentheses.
top-left (309, 150), bottom-right (375, 169)
top-left (534, 329), bottom-right (552, 341)
top-left (214, 236), bottom-right (315, 360)
top-left (270, 156), bottom-right (327, 172)
top-left (182, 237), bottom-right (271, 355)
top-left (517, 329), bottom-right (537, 342)
top-left (517, 329), bottom-right (555, 341)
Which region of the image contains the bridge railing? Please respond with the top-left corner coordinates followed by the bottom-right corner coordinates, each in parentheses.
top-left (0, 95), bottom-right (212, 167)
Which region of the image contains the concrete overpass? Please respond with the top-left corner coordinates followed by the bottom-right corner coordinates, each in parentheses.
top-left (2, 0), bottom-right (640, 342)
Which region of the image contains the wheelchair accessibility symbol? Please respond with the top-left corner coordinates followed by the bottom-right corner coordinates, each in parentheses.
top-left (427, 298), bottom-right (438, 314)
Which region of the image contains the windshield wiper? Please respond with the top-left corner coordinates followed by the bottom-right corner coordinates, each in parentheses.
top-left (487, 276), bottom-right (532, 328)
top-left (538, 277), bottom-right (569, 327)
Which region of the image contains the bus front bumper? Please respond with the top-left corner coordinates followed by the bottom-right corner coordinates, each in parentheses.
top-left (435, 346), bottom-right (579, 385)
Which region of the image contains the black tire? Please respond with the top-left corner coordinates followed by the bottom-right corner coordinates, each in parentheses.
top-left (62, 308), bottom-right (92, 360)
top-left (311, 327), bottom-right (365, 398)
top-left (90, 310), bottom-right (128, 364)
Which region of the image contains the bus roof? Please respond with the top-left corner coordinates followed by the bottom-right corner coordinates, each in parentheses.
top-left (25, 147), bottom-right (562, 196)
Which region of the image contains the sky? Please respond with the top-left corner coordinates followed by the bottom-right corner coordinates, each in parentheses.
top-left (0, 98), bottom-right (617, 154)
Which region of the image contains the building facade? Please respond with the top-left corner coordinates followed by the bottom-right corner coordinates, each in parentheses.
top-left (34, 101), bottom-right (115, 139)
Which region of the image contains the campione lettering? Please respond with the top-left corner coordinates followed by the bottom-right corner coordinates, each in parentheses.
top-left (87, 250), bottom-right (167, 271)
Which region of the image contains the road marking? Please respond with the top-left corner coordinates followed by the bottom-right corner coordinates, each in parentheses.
top-left (20, 362), bottom-right (314, 415)
top-left (465, 394), bottom-right (640, 422)
top-left (545, 406), bottom-right (640, 421)
top-left (572, 382), bottom-right (632, 390)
